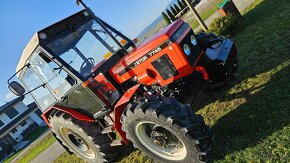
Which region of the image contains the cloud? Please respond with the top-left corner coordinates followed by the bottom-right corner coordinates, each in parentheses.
top-left (5, 91), bottom-right (17, 102)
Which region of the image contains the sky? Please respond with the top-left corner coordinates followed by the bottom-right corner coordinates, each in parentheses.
top-left (0, 0), bottom-right (170, 106)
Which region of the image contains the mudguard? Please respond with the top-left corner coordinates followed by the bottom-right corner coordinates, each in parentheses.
top-left (114, 84), bottom-right (141, 143)
top-left (41, 106), bottom-right (95, 128)
top-left (203, 39), bottom-right (238, 83)
top-left (205, 39), bottom-right (235, 62)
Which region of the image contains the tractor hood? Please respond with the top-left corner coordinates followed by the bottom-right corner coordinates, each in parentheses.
top-left (110, 19), bottom-right (184, 77)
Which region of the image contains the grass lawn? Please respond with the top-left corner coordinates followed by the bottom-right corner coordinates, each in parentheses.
top-left (53, 153), bottom-right (85, 163)
top-left (15, 132), bottom-right (56, 163)
top-left (56, 0), bottom-right (290, 162)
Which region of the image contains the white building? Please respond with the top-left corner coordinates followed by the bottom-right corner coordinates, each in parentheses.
top-left (0, 97), bottom-right (44, 160)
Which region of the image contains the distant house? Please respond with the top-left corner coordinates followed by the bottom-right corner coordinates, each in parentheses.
top-left (0, 97), bottom-right (44, 160)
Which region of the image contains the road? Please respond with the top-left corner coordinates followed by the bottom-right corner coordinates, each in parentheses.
top-left (10, 130), bottom-right (51, 163)
top-left (10, 130), bottom-right (65, 163)
top-left (30, 141), bottom-right (65, 163)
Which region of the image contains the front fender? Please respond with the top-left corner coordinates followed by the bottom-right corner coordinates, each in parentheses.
top-left (114, 84), bottom-right (141, 143)
top-left (41, 106), bottom-right (95, 128)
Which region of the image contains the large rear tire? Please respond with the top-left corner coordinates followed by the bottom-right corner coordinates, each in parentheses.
top-left (49, 110), bottom-right (116, 163)
top-left (121, 95), bottom-right (211, 163)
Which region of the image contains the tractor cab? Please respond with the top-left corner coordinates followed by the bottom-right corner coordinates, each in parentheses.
top-left (38, 10), bottom-right (135, 80)
top-left (11, 10), bottom-right (135, 113)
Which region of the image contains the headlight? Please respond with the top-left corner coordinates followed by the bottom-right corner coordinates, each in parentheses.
top-left (191, 35), bottom-right (197, 46)
top-left (183, 44), bottom-right (191, 56)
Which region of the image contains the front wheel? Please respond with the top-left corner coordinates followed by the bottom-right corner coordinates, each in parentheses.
top-left (49, 110), bottom-right (117, 163)
top-left (121, 95), bottom-right (211, 163)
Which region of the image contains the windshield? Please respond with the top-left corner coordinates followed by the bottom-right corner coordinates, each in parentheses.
top-left (21, 50), bottom-right (74, 110)
top-left (46, 19), bottom-right (124, 79)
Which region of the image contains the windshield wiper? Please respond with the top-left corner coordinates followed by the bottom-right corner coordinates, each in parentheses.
top-left (53, 65), bottom-right (63, 74)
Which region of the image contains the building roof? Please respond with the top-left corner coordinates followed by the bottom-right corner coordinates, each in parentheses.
top-left (0, 96), bottom-right (24, 115)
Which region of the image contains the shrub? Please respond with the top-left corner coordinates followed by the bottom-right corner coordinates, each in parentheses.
top-left (209, 14), bottom-right (240, 37)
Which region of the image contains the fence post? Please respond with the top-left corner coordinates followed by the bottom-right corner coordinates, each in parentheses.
top-left (184, 0), bottom-right (208, 31)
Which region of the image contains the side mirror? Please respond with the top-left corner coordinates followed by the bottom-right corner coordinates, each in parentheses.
top-left (8, 81), bottom-right (25, 96)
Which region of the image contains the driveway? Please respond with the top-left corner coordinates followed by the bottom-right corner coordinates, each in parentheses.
top-left (30, 141), bottom-right (65, 163)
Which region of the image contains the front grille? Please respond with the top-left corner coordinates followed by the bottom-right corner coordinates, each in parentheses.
top-left (151, 54), bottom-right (177, 80)
top-left (180, 30), bottom-right (202, 65)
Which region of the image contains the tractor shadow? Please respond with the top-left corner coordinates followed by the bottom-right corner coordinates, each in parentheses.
top-left (186, 0), bottom-right (290, 112)
top-left (182, 0), bottom-right (290, 160)
top-left (115, 142), bottom-right (137, 162)
top-left (210, 63), bottom-right (290, 160)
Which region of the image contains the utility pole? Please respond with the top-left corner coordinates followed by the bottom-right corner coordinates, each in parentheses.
top-left (184, 0), bottom-right (208, 31)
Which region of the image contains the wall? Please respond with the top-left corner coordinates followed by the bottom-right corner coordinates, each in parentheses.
top-left (14, 102), bottom-right (28, 115)
top-left (29, 111), bottom-right (43, 125)
top-left (9, 117), bottom-right (34, 142)
top-left (0, 114), bottom-right (10, 130)
top-left (0, 101), bottom-right (28, 129)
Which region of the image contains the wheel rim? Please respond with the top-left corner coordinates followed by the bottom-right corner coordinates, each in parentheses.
top-left (60, 127), bottom-right (96, 159)
top-left (135, 121), bottom-right (187, 160)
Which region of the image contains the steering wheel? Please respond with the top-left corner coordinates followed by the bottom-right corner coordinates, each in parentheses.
top-left (80, 57), bottom-right (95, 76)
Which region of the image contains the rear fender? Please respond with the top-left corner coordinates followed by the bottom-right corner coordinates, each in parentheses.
top-left (114, 84), bottom-right (141, 143)
top-left (41, 106), bottom-right (95, 128)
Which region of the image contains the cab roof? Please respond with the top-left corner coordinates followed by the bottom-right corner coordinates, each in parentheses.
top-left (16, 10), bottom-right (91, 75)
top-left (16, 33), bottom-right (39, 74)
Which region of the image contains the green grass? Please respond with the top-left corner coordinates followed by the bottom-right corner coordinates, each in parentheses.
top-left (187, 0), bottom-right (224, 29)
top-left (53, 153), bottom-right (85, 163)
top-left (15, 132), bottom-right (56, 163)
top-left (24, 126), bottom-right (48, 142)
top-left (55, 0), bottom-right (290, 162)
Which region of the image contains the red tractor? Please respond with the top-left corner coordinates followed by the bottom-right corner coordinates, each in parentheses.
top-left (8, 0), bottom-right (237, 162)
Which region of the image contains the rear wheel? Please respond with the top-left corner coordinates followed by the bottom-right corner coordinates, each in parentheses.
top-left (49, 110), bottom-right (116, 163)
top-left (121, 95), bottom-right (211, 163)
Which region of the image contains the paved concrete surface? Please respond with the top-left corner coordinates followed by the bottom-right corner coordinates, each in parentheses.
top-left (10, 130), bottom-right (51, 163)
top-left (30, 141), bottom-right (65, 163)
top-left (11, 130), bottom-right (65, 163)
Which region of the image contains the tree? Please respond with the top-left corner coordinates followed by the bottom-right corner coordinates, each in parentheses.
top-left (174, 4), bottom-right (181, 14)
top-left (178, 0), bottom-right (185, 9)
top-left (170, 5), bottom-right (178, 16)
top-left (181, 0), bottom-right (187, 8)
top-left (161, 12), bottom-right (171, 25)
top-left (166, 9), bottom-right (176, 22)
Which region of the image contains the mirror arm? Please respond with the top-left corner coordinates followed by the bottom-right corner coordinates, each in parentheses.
top-left (22, 83), bottom-right (46, 97)
top-left (7, 63), bottom-right (30, 85)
